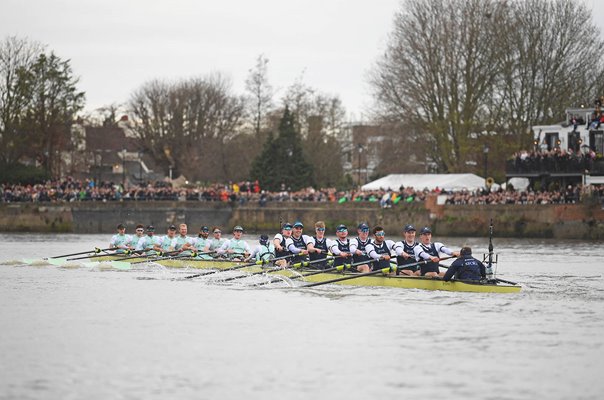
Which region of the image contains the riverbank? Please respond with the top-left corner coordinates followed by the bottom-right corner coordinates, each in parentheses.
top-left (1, 197), bottom-right (603, 239)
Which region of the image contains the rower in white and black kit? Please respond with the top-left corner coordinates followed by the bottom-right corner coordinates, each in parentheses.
top-left (364, 226), bottom-right (396, 272)
top-left (393, 224), bottom-right (420, 276)
top-left (413, 226), bottom-right (460, 277)
top-left (306, 220), bottom-right (330, 269)
top-left (284, 221), bottom-right (311, 264)
top-left (350, 222), bottom-right (373, 272)
top-left (327, 224), bottom-right (353, 269)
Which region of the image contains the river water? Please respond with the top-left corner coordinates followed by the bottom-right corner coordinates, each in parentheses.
top-left (0, 233), bottom-right (603, 400)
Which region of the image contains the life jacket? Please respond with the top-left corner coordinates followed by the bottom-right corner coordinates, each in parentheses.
top-left (352, 237), bottom-right (372, 264)
top-left (371, 241), bottom-right (391, 270)
top-left (396, 241), bottom-right (418, 266)
top-left (418, 242), bottom-right (439, 275)
top-left (290, 235), bottom-right (308, 264)
top-left (454, 257), bottom-right (483, 280)
top-left (275, 234), bottom-right (290, 258)
top-left (333, 239), bottom-right (351, 267)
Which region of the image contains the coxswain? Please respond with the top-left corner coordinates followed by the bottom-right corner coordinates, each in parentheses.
top-left (364, 226), bottom-right (396, 273)
top-left (110, 224), bottom-right (132, 254)
top-left (349, 222), bottom-right (373, 272)
top-left (135, 225), bottom-right (162, 256)
top-left (249, 234), bottom-right (274, 262)
top-left (158, 225), bottom-right (177, 253)
top-left (284, 221), bottom-right (311, 265)
top-left (306, 221), bottom-right (330, 269)
top-left (217, 226), bottom-right (251, 261)
top-left (327, 224), bottom-right (352, 269)
top-left (393, 224), bottom-right (420, 276)
top-left (273, 222), bottom-right (293, 267)
top-left (443, 246), bottom-right (486, 282)
top-left (174, 223), bottom-right (195, 256)
top-left (413, 227), bottom-right (460, 277)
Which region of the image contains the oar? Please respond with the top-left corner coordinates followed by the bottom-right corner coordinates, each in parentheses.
top-left (67, 251), bottom-right (123, 261)
top-left (222, 256), bottom-right (337, 283)
top-left (301, 257), bottom-right (455, 288)
top-left (47, 247), bottom-right (113, 259)
top-left (130, 250), bottom-right (217, 265)
top-left (252, 257), bottom-right (371, 286)
top-left (182, 253), bottom-right (296, 280)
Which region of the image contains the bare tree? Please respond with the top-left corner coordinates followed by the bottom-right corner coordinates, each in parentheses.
top-left (497, 0), bottom-right (604, 145)
top-left (369, 0), bottom-right (604, 174)
top-left (245, 54), bottom-right (273, 139)
top-left (369, 0), bottom-right (505, 173)
top-left (0, 36), bottom-right (44, 166)
top-left (128, 74), bottom-right (245, 182)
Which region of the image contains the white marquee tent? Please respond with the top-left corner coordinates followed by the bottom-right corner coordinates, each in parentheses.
top-left (361, 174), bottom-right (486, 192)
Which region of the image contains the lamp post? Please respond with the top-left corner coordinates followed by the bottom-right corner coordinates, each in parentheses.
top-left (138, 150), bottom-right (143, 183)
top-left (357, 144), bottom-right (364, 186)
top-left (121, 149), bottom-right (127, 190)
top-left (483, 144), bottom-right (489, 186)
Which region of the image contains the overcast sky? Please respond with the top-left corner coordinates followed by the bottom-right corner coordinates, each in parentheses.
top-left (2, 0), bottom-right (604, 122)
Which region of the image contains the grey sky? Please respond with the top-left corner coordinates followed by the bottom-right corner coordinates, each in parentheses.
top-left (2, 0), bottom-right (604, 121)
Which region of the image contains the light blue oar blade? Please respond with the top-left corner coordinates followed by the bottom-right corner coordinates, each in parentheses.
top-left (47, 258), bottom-right (69, 266)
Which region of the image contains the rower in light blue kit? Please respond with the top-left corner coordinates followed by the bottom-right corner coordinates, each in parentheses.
top-left (193, 226), bottom-right (214, 259)
top-left (110, 224), bottom-right (132, 253)
top-left (217, 225), bottom-right (251, 261)
top-left (135, 225), bottom-right (162, 256)
top-left (174, 223), bottom-right (195, 256)
top-left (158, 225), bottom-right (178, 252)
top-left (248, 234), bottom-right (274, 262)
top-left (204, 226), bottom-right (226, 254)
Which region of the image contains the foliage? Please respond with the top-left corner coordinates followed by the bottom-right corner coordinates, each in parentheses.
top-left (369, 0), bottom-right (604, 174)
top-left (0, 163), bottom-right (49, 184)
top-left (250, 107), bottom-right (314, 190)
top-left (0, 36), bottom-right (85, 178)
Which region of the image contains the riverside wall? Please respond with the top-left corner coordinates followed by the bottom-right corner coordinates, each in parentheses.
top-left (1, 198), bottom-right (603, 240)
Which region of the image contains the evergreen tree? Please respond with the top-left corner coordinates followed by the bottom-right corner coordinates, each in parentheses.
top-left (250, 107), bottom-right (314, 191)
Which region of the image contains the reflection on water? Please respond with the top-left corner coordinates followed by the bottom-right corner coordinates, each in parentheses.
top-left (0, 233), bottom-right (603, 400)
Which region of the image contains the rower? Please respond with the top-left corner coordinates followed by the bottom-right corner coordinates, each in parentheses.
top-left (130, 224), bottom-right (146, 252)
top-left (174, 223), bottom-right (195, 256)
top-left (273, 222), bottom-right (293, 267)
top-left (110, 224), bottom-right (132, 254)
top-left (158, 225), bottom-right (177, 252)
top-left (307, 221), bottom-right (330, 269)
top-left (443, 246), bottom-right (486, 282)
top-left (350, 222), bottom-right (372, 272)
top-left (204, 226), bottom-right (226, 254)
top-left (413, 227), bottom-right (460, 277)
top-left (393, 224), bottom-right (420, 276)
top-left (249, 234), bottom-right (274, 262)
top-left (284, 221), bottom-right (311, 265)
top-left (327, 224), bottom-right (352, 269)
top-left (135, 225), bottom-right (162, 256)
top-left (217, 225), bottom-right (251, 261)
top-left (194, 226), bottom-right (213, 259)
top-left (364, 226), bottom-right (396, 273)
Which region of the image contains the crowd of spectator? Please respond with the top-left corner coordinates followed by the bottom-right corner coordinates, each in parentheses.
top-left (507, 148), bottom-right (597, 174)
top-left (1, 177), bottom-right (602, 206)
top-left (0, 177), bottom-right (431, 206)
top-left (443, 186), bottom-right (585, 205)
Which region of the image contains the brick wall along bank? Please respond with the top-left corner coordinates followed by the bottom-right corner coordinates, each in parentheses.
top-left (1, 198), bottom-right (603, 240)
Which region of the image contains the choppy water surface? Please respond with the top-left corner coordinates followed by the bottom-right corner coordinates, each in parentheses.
top-left (1, 233), bottom-right (603, 400)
